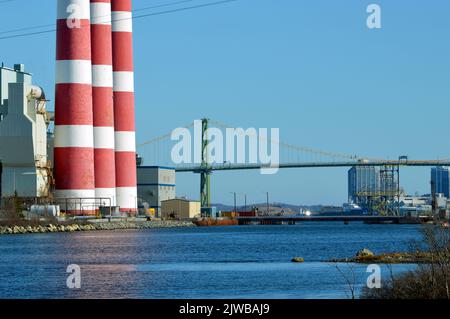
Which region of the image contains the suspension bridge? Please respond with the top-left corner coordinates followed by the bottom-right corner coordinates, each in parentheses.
top-left (137, 118), bottom-right (450, 209)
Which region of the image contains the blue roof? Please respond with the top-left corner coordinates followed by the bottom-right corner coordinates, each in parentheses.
top-left (138, 166), bottom-right (176, 170)
top-left (137, 183), bottom-right (176, 187)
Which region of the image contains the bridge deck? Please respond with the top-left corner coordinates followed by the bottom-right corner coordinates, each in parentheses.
top-left (176, 160), bottom-right (450, 172)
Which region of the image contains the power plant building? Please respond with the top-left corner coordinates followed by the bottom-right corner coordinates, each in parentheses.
top-left (0, 64), bottom-right (52, 198)
top-left (137, 166), bottom-right (176, 217)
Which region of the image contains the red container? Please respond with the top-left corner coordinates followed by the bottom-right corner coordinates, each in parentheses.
top-left (237, 211), bottom-right (256, 217)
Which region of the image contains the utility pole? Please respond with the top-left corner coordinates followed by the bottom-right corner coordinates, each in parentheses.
top-left (244, 194), bottom-right (247, 211)
top-left (266, 192), bottom-right (270, 215)
top-left (230, 192), bottom-right (237, 213)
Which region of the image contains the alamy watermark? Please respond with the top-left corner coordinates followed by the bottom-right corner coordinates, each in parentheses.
top-left (66, 264), bottom-right (81, 289)
top-left (171, 120), bottom-right (280, 175)
top-left (66, 3), bottom-right (82, 29)
top-left (366, 264), bottom-right (382, 289)
top-left (367, 4), bottom-right (382, 29)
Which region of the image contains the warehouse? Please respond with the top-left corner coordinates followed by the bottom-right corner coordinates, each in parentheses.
top-left (0, 64), bottom-right (52, 199)
top-left (161, 198), bottom-right (201, 220)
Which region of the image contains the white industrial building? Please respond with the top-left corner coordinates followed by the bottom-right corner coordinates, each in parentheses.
top-left (0, 64), bottom-right (52, 198)
top-left (137, 166), bottom-right (176, 217)
top-left (399, 195), bottom-right (430, 207)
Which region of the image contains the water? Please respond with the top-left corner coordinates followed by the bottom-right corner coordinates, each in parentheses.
top-left (0, 222), bottom-right (422, 299)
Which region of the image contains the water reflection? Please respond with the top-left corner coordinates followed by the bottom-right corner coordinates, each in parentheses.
top-left (0, 223), bottom-right (422, 299)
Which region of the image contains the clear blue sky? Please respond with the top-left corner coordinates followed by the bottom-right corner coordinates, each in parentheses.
top-left (1, 0), bottom-right (450, 206)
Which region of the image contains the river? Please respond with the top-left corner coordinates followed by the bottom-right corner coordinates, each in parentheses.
top-left (0, 222), bottom-right (422, 299)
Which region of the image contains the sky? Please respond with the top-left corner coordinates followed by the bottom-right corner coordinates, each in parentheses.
top-left (1, 0), bottom-right (450, 206)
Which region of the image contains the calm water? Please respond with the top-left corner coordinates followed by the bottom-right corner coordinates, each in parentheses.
top-left (0, 222), bottom-right (422, 299)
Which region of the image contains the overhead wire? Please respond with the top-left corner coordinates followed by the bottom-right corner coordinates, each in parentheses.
top-left (0, 0), bottom-right (240, 40)
top-left (0, 0), bottom-right (201, 35)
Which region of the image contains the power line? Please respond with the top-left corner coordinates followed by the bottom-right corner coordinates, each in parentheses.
top-left (0, 29), bottom-right (55, 40)
top-left (134, 0), bottom-right (199, 13)
top-left (0, 23), bottom-right (53, 36)
top-left (0, 0), bottom-right (199, 35)
top-left (133, 0), bottom-right (238, 19)
top-left (0, 0), bottom-right (239, 40)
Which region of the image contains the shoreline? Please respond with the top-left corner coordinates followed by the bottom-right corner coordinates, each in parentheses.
top-left (0, 220), bottom-right (196, 235)
top-left (328, 251), bottom-right (434, 264)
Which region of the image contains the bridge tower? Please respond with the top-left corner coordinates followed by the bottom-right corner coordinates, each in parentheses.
top-left (200, 118), bottom-right (211, 208)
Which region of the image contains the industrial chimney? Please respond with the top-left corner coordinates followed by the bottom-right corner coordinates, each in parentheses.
top-left (90, 0), bottom-right (116, 206)
top-left (112, 0), bottom-right (137, 214)
top-left (55, 0), bottom-right (95, 214)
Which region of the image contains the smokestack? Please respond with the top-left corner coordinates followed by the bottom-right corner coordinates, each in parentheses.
top-left (111, 0), bottom-right (137, 214)
top-left (91, 0), bottom-right (116, 205)
top-left (55, 0), bottom-right (95, 214)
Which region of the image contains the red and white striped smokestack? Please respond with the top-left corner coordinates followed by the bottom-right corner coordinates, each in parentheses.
top-left (90, 0), bottom-right (116, 205)
top-left (111, 0), bottom-right (137, 214)
top-left (55, 0), bottom-right (95, 213)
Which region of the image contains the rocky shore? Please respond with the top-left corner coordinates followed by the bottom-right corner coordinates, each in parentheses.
top-left (328, 248), bottom-right (434, 264)
top-left (0, 220), bottom-right (195, 235)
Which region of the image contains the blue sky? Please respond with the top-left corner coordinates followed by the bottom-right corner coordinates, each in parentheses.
top-left (1, 0), bottom-right (450, 206)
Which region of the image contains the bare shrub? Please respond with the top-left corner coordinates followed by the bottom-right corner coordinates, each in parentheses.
top-left (361, 225), bottom-right (450, 299)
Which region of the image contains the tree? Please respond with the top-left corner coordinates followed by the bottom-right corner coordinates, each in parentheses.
top-left (12, 191), bottom-right (25, 219)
